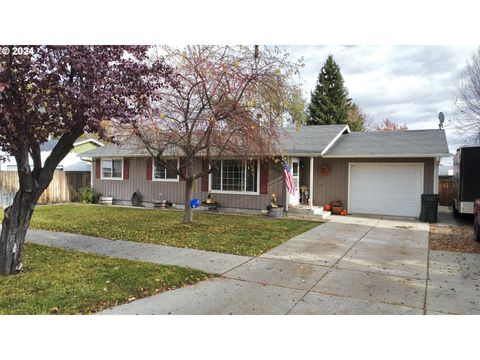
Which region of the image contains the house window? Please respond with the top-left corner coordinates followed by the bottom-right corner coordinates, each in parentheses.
top-left (101, 158), bottom-right (123, 179)
top-left (211, 159), bottom-right (258, 194)
top-left (153, 159), bottom-right (179, 181)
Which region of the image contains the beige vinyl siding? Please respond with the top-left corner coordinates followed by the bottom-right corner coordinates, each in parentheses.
top-left (312, 157), bottom-right (434, 208)
top-left (201, 161), bottom-right (285, 210)
top-left (93, 157), bottom-right (201, 204)
top-left (92, 157), bottom-right (284, 210)
top-left (92, 155), bottom-right (434, 211)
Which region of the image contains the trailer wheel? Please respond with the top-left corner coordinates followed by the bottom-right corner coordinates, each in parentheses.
top-left (474, 216), bottom-right (480, 242)
top-left (452, 200), bottom-right (460, 219)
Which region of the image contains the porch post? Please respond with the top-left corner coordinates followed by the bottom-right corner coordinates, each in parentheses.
top-left (284, 157), bottom-right (289, 211)
top-left (309, 156), bottom-right (314, 209)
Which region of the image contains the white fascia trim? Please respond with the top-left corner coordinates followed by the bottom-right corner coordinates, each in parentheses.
top-left (280, 153), bottom-right (322, 157)
top-left (320, 125), bottom-right (350, 156)
top-left (322, 153), bottom-right (450, 158)
top-left (73, 138), bottom-right (104, 147)
top-left (433, 157), bottom-right (439, 193)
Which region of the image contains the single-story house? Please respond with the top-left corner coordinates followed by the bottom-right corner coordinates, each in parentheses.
top-left (81, 125), bottom-right (449, 217)
top-left (0, 137), bottom-right (103, 172)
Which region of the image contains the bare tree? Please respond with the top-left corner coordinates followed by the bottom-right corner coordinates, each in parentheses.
top-left (347, 103), bottom-right (370, 131)
top-left (372, 118), bottom-right (408, 132)
top-left (455, 47), bottom-right (480, 143)
top-left (118, 45), bottom-right (304, 224)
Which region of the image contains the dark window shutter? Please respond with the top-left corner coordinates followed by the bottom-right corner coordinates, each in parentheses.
top-left (259, 161), bottom-right (268, 194)
top-left (95, 159), bottom-right (101, 179)
top-left (123, 158), bottom-right (129, 180)
top-left (201, 159), bottom-right (209, 192)
top-left (146, 158), bottom-right (152, 180)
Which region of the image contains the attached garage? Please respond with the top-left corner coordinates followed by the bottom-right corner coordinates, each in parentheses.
top-left (348, 163), bottom-right (424, 217)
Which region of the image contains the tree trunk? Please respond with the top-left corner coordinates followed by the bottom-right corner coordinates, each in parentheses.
top-left (183, 178), bottom-right (194, 224)
top-left (0, 189), bottom-right (37, 275)
top-left (0, 130), bottom-right (81, 276)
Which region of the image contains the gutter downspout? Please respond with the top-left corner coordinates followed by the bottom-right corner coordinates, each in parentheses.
top-left (309, 156), bottom-right (314, 209)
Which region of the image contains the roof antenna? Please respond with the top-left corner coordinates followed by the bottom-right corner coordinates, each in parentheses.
top-left (438, 112), bottom-right (445, 129)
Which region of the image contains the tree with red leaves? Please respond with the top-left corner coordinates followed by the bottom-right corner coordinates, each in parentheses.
top-left (117, 45), bottom-right (304, 224)
top-left (0, 46), bottom-right (171, 275)
top-left (373, 118), bottom-right (408, 132)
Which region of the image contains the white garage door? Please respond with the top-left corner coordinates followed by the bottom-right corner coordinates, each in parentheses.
top-left (349, 163), bottom-right (424, 217)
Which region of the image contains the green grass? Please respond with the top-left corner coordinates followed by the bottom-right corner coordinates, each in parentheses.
top-left (0, 243), bottom-right (210, 315)
top-left (25, 204), bottom-right (318, 256)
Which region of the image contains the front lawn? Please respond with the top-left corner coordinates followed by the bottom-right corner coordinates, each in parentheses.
top-left (0, 243), bottom-right (210, 315)
top-left (26, 204), bottom-right (318, 256)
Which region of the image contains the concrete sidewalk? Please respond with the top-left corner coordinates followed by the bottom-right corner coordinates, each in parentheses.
top-left (100, 216), bottom-right (430, 315)
top-left (24, 217), bottom-right (480, 315)
top-left (26, 229), bottom-right (251, 274)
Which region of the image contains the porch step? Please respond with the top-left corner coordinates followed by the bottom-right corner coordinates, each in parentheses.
top-left (288, 206), bottom-right (331, 219)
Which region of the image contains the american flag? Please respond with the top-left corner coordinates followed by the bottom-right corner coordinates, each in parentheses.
top-left (281, 159), bottom-right (295, 195)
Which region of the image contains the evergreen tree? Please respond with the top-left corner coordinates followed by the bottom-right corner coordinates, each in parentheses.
top-left (307, 55), bottom-right (351, 126)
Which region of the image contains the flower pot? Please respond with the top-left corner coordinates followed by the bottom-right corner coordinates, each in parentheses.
top-left (267, 206), bottom-right (284, 218)
top-left (99, 196), bottom-right (113, 205)
top-left (153, 199), bottom-right (167, 208)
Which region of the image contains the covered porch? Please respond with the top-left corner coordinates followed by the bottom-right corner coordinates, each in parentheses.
top-left (284, 156), bottom-right (328, 217)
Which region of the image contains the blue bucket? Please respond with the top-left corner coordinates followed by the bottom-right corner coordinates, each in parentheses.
top-left (190, 198), bottom-right (200, 209)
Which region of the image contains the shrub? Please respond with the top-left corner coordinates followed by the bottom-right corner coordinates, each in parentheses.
top-left (78, 187), bottom-right (101, 204)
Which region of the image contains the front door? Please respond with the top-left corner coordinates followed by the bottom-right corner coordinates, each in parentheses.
top-left (289, 158), bottom-right (300, 206)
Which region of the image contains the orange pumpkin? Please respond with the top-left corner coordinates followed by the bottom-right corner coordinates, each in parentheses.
top-left (324, 204), bottom-right (331, 211)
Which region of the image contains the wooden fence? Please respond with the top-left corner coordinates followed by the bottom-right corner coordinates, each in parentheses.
top-left (439, 176), bottom-right (455, 206)
top-left (0, 171), bottom-right (90, 207)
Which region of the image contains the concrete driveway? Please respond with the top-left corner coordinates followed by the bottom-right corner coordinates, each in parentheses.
top-left (102, 215), bottom-right (433, 315)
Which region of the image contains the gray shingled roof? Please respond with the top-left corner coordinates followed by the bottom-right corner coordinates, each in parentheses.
top-left (279, 125), bottom-right (348, 154)
top-left (81, 125), bottom-right (349, 158)
top-left (40, 139), bottom-right (59, 152)
top-left (323, 129), bottom-right (449, 157)
top-left (81, 126), bottom-right (449, 158)
top-left (81, 142), bottom-right (160, 158)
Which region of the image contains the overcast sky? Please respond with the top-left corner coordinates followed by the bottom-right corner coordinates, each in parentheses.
top-left (284, 45), bottom-right (478, 159)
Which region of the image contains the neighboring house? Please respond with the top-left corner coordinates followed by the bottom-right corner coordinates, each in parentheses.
top-left (439, 165), bottom-right (453, 177)
top-left (0, 138), bottom-right (103, 172)
top-left (81, 125), bottom-right (449, 218)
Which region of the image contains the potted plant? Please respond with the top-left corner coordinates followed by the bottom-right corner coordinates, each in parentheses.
top-left (153, 193), bottom-right (167, 208)
top-left (99, 192), bottom-right (113, 205)
top-left (266, 193), bottom-right (284, 218)
top-left (201, 192), bottom-right (218, 211)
